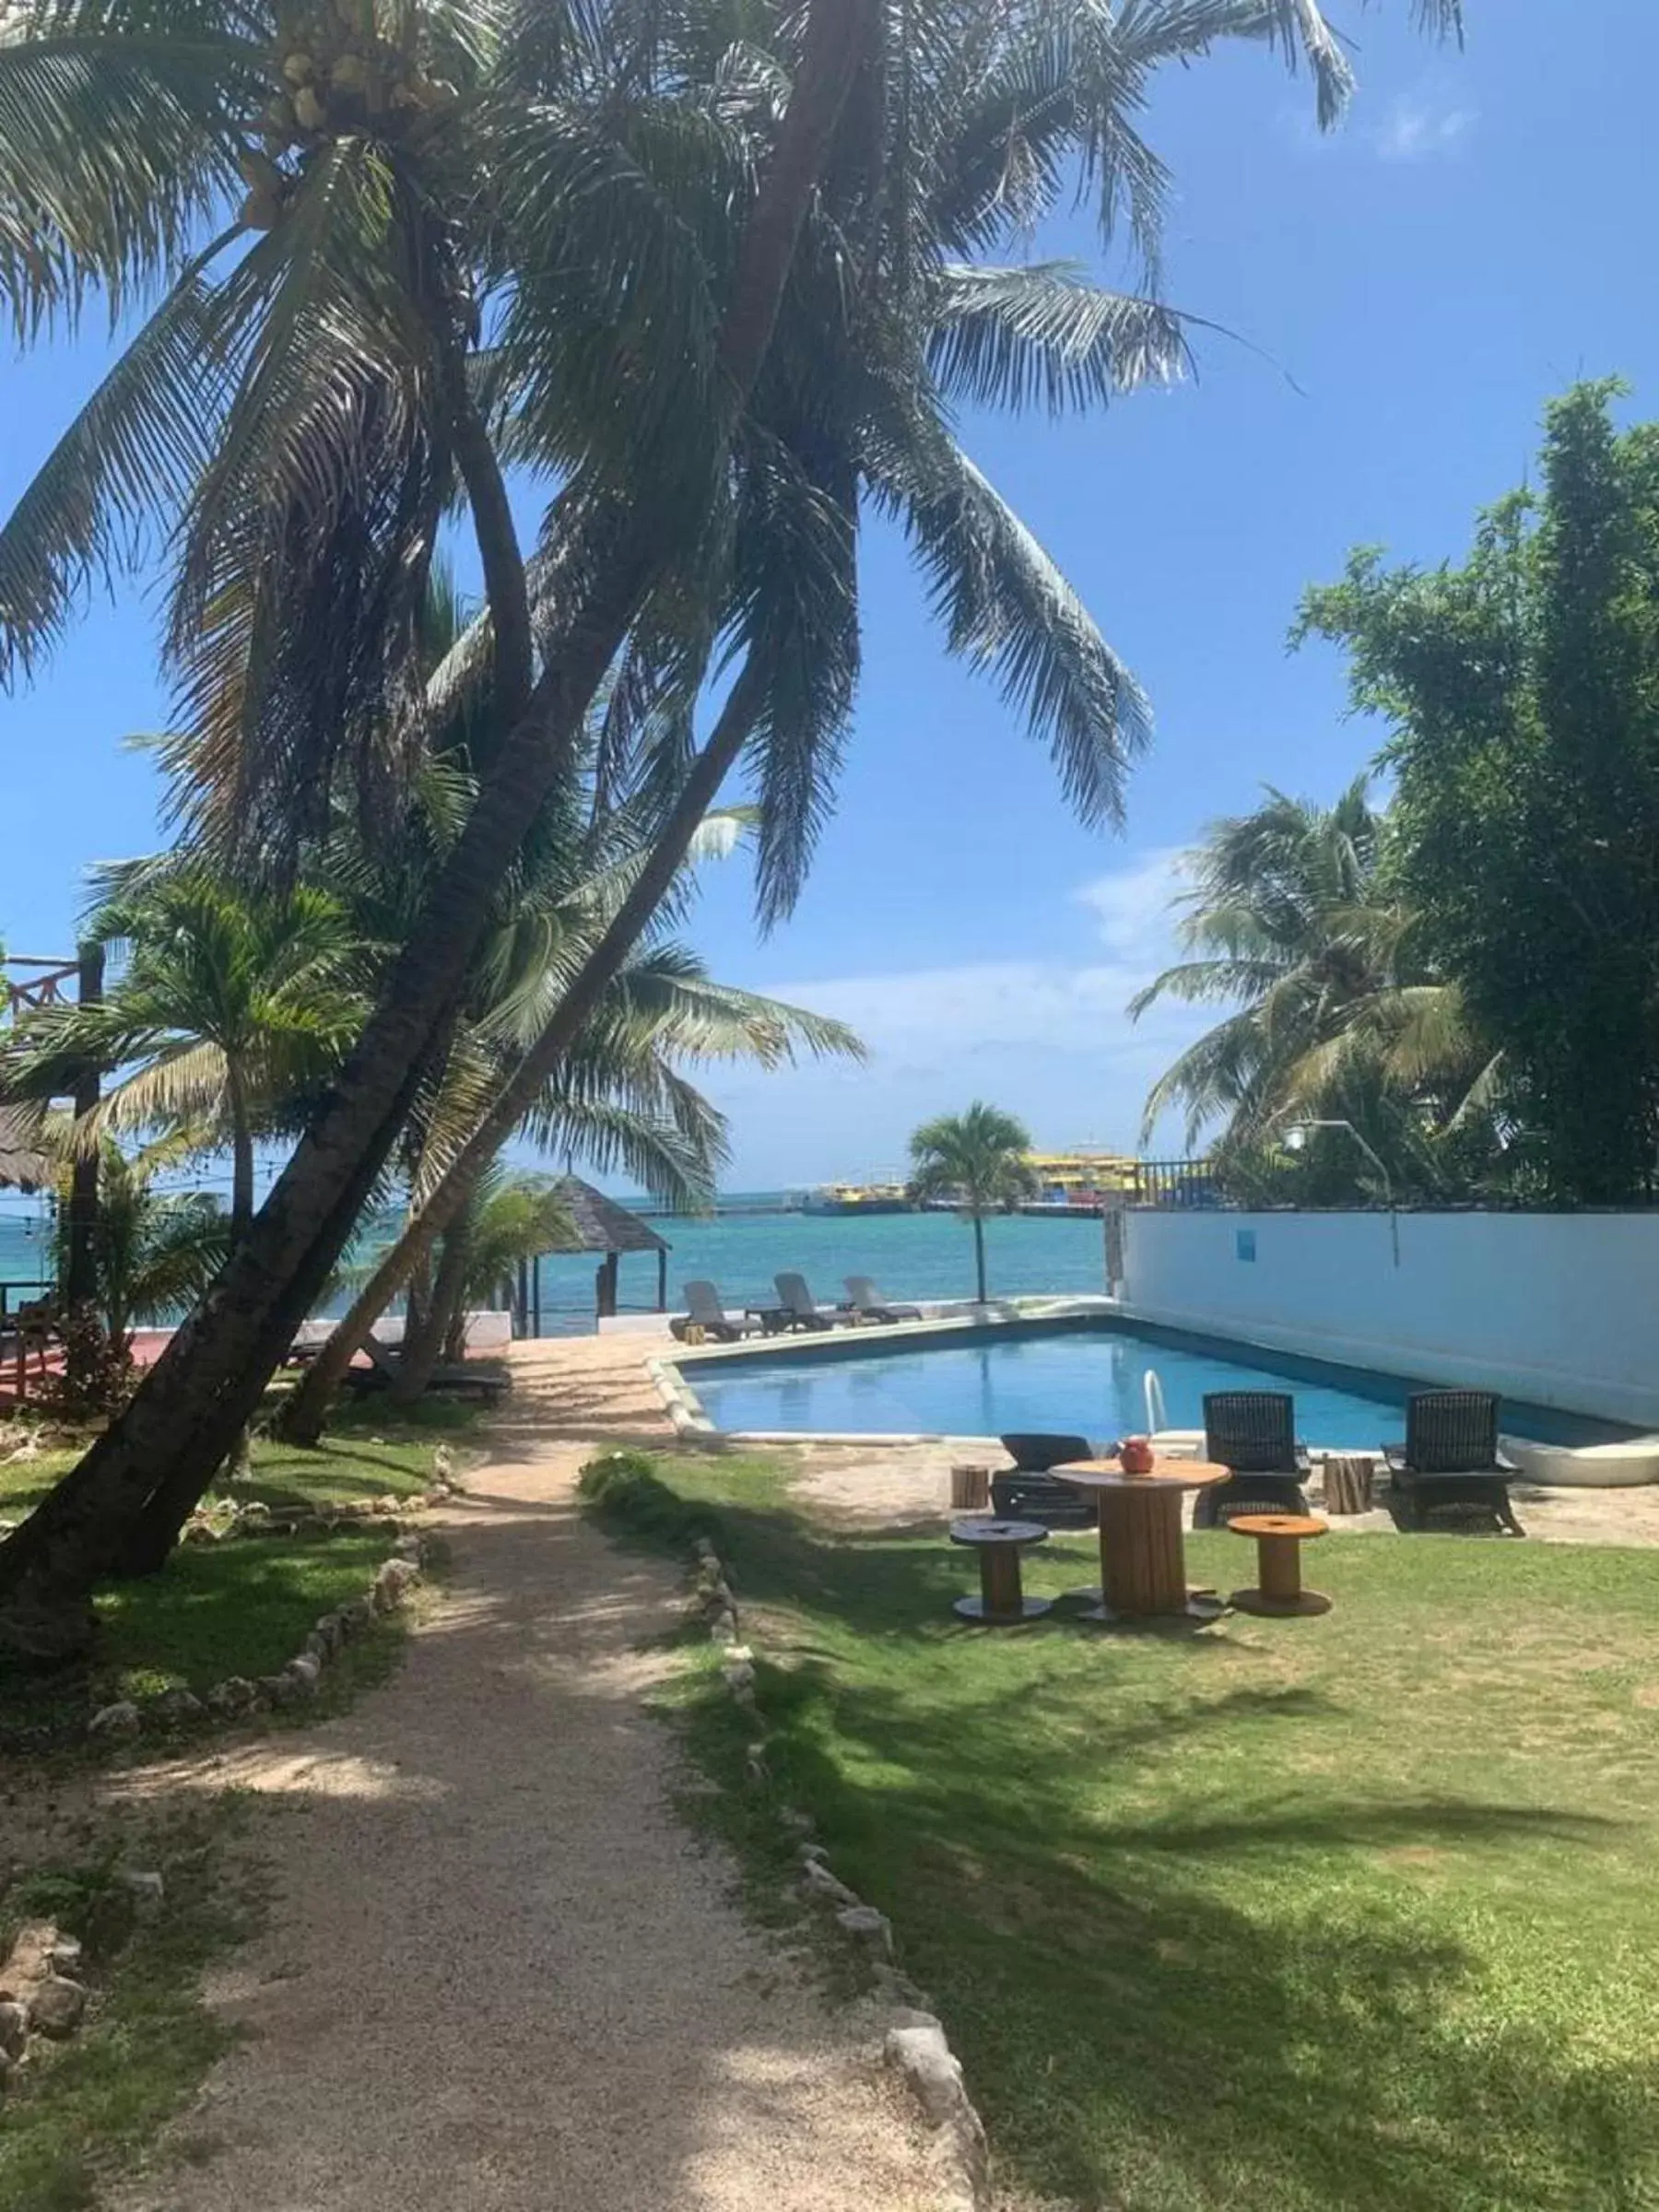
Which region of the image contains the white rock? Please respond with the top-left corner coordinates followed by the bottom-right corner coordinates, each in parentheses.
top-left (285, 1653), bottom-right (322, 1695)
top-left (796, 1841), bottom-right (830, 1865)
top-left (152, 1688), bottom-right (206, 1726)
top-left (118, 1869), bottom-right (165, 1908)
top-left (885, 2019), bottom-right (967, 2125)
top-left (0, 1999), bottom-right (28, 2057)
top-left (28, 1976), bottom-right (87, 2038)
top-left (47, 1937), bottom-right (83, 1980)
top-left (723, 1660), bottom-right (756, 1692)
top-left (835, 1904), bottom-right (893, 1957)
top-left (800, 1857), bottom-right (860, 1908)
top-left (372, 1559), bottom-right (418, 1613)
top-left (206, 1677), bottom-right (256, 1718)
top-left (88, 1700), bottom-right (142, 1741)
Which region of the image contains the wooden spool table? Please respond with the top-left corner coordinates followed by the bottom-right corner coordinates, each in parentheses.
top-left (1229, 1513), bottom-right (1331, 1617)
top-left (1051, 1460), bottom-right (1230, 1625)
top-left (948, 1518), bottom-right (1051, 1624)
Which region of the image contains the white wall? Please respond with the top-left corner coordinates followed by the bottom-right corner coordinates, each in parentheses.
top-left (1121, 1210), bottom-right (1659, 1429)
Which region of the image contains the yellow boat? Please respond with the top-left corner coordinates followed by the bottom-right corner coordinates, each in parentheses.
top-left (1023, 1149), bottom-right (1140, 1206)
top-left (801, 1179), bottom-right (914, 1216)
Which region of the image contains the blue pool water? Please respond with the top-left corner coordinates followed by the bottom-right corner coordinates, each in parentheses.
top-left (681, 1320), bottom-right (1628, 1449)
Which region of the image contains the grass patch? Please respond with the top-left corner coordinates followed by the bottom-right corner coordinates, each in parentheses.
top-left (0, 1401), bottom-right (470, 1749)
top-left (0, 1397), bottom-right (476, 1522)
top-left (1, 1533), bottom-right (406, 1749)
top-left (593, 1450), bottom-right (1659, 2212)
top-left (0, 1800), bottom-right (257, 2212)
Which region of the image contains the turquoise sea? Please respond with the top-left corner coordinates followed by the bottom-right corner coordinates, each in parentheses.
top-left (510, 1200), bottom-right (1112, 1334)
top-left (0, 1193), bottom-right (1111, 1332)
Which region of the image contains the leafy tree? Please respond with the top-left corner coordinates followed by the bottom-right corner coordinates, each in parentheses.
top-left (1129, 780), bottom-right (1494, 1194)
top-left (909, 1102), bottom-right (1038, 1303)
top-left (1299, 382), bottom-right (1659, 1203)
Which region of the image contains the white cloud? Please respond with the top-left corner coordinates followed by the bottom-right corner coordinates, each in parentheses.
top-left (1371, 96), bottom-right (1475, 162)
top-left (698, 850), bottom-right (1216, 1183)
top-left (1074, 844), bottom-right (1191, 964)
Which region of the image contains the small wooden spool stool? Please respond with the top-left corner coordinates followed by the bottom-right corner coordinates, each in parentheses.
top-left (948, 1518), bottom-right (1051, 1624)
top-left (1229, 1513), bottom-right (1331, 1618)
top-left (949, 1463), bottom-right (992, 1512)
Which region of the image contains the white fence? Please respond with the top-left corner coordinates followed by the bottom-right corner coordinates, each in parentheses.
top-left (1120, 1208), bottom-right (1659, 1429)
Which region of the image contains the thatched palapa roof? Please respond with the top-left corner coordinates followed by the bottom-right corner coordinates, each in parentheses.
top-left (0, 1107), bottom-right (52, 1194)
top-left (547, 1176), bottom-right (668, 1254)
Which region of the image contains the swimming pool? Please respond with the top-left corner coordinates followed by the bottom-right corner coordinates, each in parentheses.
top-left (677, 1318), bottom-right (1630, 1449)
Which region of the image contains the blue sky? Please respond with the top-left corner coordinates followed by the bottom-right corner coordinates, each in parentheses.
top-left (2, 2), bottom-right (1654, 1194)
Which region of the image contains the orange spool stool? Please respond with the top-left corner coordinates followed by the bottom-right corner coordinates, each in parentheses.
top-left (1229, 1513), bottom-right (1331, 1618)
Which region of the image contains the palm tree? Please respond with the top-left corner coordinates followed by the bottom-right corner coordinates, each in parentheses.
top-left (0, 0), bottom-right (1465, 1656)
top-left (1129, 780), bottom-right (1495, 1179)
top-left (909, 1103), bottom-right (1038, 1304)
top-left (56, 1139), bottom-right (229, 1359)
top-left (282, 904), bottom-right (862, 1438)
top-left (406, 1171), bottom-right (572, 1385)
top-left (4, 874), bottom-right (369, 1237)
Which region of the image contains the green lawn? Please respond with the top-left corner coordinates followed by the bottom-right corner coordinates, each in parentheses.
top-left (0, 1405), bottom-right (470, 1745)
top-left (0, 1804), bottom-right (257, 2212)
top-left (597, 1452), bottom-right (1659, 2212)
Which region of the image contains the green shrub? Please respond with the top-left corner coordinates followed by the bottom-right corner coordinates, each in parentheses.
top-left (576, 1451), bottom-right (711, 1548)
top-left (576, 1448), bottom-right (660, 1497)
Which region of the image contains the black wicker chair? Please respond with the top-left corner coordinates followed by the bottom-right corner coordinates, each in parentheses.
top-left (1194, 1392), bottom-right (1312, 1528)
top-left (1385, 1391), bottom-right (1524, 1535)
top-left (990, 1432), bottom-right (1099, 1529)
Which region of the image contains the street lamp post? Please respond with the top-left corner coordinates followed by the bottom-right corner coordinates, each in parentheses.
top-left (1280, 1117), bottom-right (1401, 1265)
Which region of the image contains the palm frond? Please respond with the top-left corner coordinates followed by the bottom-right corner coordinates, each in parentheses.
top-left (873, 405), bottom-right (1147, 828)
top-left (0, 234), bottom-right (235, 684)
top-left (928, 260), bottom-right (1191, 415)
top-left (0, 21), bottom-right (255, 332)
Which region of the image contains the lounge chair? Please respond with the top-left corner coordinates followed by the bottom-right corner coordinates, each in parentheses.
top-left (1385, 1391), bottom-right (1524, 1535)
top-left (771, 1273), bottom-right (851, 1332)
top-left (841, 1276), bottom-right (923, 1324)
top-left (670, 1282), bottom-right (761, 1343)
top-left (990, 1433), bottom-right (1099, 1530)
top-left (345, 1332), bottom-right (510, 1401)
top-left (1194, 1392), bottom-right (1312, 1527)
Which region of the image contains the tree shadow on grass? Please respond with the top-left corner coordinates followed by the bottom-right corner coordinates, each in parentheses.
top-left (667, 1496), bottom-right (1657, 2211)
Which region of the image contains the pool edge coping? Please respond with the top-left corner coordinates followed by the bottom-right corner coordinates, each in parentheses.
top-left (644, 1298), bottom-right (1659, 1482)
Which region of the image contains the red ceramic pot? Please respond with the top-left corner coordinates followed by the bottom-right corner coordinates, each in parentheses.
top-left (1118, 1435), bottom-right (1156, 1476)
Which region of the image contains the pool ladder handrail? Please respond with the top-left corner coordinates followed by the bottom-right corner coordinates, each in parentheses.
top-left (1143, 1367), bottom-right (1168, 1438)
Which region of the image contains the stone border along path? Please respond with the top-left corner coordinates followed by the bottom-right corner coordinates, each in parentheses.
top-left (690, 1528), bottom-right (991, 2212)
top-left (105, 1338), bottom-right (946, 2212)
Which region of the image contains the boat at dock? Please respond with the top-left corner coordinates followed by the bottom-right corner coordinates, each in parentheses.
top-left (800, 1178), bottom-right (914, 1216)
top-left (1022, 1148), bottom-right (1139, 1211)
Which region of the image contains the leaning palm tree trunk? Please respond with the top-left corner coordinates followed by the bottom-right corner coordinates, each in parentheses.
top-left (0, 0), bottom-right (877, 1659)
top-left (279, 653), bottom-right (770, 1442)
top-left (280, 1149), bottom-right (492, 1441)
top-left (392, 1216), bottom-right (476, 1406)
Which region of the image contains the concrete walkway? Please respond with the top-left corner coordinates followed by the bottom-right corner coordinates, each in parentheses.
top-left (113, 1343), bottom-right (930, 2212)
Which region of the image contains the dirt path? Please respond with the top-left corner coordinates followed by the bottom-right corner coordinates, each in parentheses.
top-left (112, 1344), bottom-right (931, 2212)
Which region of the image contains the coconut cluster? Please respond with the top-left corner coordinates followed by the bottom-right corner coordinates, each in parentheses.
top-left (240, 1), bottom-right (458, 227)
